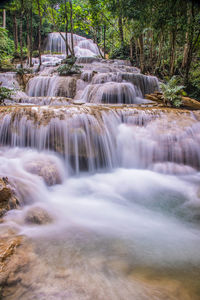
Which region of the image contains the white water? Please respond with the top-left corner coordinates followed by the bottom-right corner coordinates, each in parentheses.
top-left (45, 32), bottom-right (100, 57)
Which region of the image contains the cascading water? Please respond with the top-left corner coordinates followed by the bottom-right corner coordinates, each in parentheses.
top-left (45, 32), bottom-right (100, 57)
top-left (1, 34), bottom-right (200, 300)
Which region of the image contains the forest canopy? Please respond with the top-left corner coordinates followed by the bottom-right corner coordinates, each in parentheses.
top-left (0, 0), bottom-right (200, 99)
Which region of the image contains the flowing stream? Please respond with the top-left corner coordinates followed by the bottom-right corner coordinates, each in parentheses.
top-left (0, 33), bottom-right (200, 299)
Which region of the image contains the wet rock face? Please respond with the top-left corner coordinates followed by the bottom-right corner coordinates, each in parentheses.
top-left (0, 178), bottom-right (19, 217)
top-left (24, 206), bottom-right (53, 225)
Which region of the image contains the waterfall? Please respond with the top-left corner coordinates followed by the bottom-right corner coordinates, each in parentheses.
top-left (0, 72), bottom-right (19, 89)
top-left (80, 82), bottom-right (144, 103)
top-left (26, 76), bottom-right (77, 98)
top-left (1, 35), bottom-right (200, 300)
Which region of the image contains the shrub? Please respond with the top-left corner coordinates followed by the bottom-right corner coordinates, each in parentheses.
top-left (16, 68), bottom-right (33, 75)
top-left (110, 44), bottom-right (130, 60)
top-left (0, 28), bottom-right (14, 70)
top-left (32, 50), bottom-right (39, 58)
top-left (0, 86), bottom-right (13, 104)
top-left (57, 57), bottom-right (82, 76)
top-left (161, 76), bottom-right (185, 108)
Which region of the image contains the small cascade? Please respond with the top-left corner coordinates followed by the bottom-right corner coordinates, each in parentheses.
top-left (26, 76), bottom-right (77, 98)
top-left (121, 73), bottom-right (160, 96)
top-left (0, 72), bottom-right (19, 89)
top-left (45, 32), bottom-right (100, 57)
top-left (81, 82), bottom-right (144, 104)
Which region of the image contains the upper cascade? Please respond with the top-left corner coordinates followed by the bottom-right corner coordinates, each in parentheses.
top-left (44, 32), bottom-right (100, 57)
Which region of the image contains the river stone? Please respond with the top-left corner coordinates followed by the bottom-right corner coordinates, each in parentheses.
top-left (25, 206), bottom-right (53, 225)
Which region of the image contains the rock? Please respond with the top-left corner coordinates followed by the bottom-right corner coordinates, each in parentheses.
top-left (24, 206), bottom-right (53, 225)
top-left (182, 96), bottom-right (200, 110)
top-left (0, 236), bottom-right (22, 265)
top-left (73, 100), bottom-right (86, 105)
top-left (145, 93), bottom-right (200, 110)
top-left (0, 178), bottom-right (19, 218)
top-left (24, 159), bottom-right (63, 186)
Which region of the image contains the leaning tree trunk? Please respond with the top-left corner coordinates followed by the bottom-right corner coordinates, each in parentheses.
top-left (69, 0), bottom-right (74, 57)
top-left (36, 0), bottom-right (42, 68)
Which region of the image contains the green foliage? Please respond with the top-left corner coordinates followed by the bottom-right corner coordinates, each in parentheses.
top-left (61, 57), bottom-right (76, 66)
top-left (16, 68), bottom-right (33, 75)
top-left (0, 28), bottom-right (14, 69)
top-left (161, 76), bottom-right (184, 107)
top-left (110, 44), bottom-right (130, 60)
top-left (57, 63), bottom-right (83, 76)
top-left (0, 86), bottom-right (13, 104)
top-left (32, 50), bottom-right (39, 58)
top-left (185, 63), bottom-right (200, 100)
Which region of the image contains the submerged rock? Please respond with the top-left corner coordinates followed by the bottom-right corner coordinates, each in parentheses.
top-left (24, 206), bottom-right (53, 225)
top-left (24, 158), bottom-right (63, 186)
top-left (0, 178), bottom-right (19, 218)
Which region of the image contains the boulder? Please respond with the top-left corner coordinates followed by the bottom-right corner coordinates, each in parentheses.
top-left (24, 159), bottom-right (63, 186)
top-left (0, 178), bottom-right (19, 218)
top-left (24, 206), bottom-right (53, 225)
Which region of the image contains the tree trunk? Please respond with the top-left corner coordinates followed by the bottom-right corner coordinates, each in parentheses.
top-left (183, 1), bottom-right (195, 84)
top-left (138, 34), bottom-right (145, 73)
top-left (169, 28), bottom-right (177, 76)
top-left (64, 0), bottom-right (69, 57)
top-left (134, 39), bottom-right (139, 66)
top-left (117, 0), bottom-right (123, 46)
top-left (69, 0), bottom-right (74, 57)
top-left (13, 12), bottom-right (18, 51)
top-left (3, 9), bottom-right (6, 28)
top-left (103, 25), bottom-right (106, 58)
top-left (130, 36), bottom-right (134, 63)
top-left (26, 12), bottom-right (30, 66)
top-left (156, 32), bottom-right (163, 69)
top-left (149, 30), bottom-right (154, 69)
top-left (182, 31), bottom-right (189, 69)
top-left (36, 0), bottom-right (42, 67)
top-left (30, 6), bottom-right (33, 67)
top-left (20, 10), bottom-right (23, 68)
top-left (118, 17), bottom-right (124, 46)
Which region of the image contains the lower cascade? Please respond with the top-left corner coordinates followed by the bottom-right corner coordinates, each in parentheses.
top-left (1, 35), bottom-right (200, 300)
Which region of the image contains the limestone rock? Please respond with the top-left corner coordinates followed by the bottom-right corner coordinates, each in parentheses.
top-left (0, 178), bottom-right (19, 218)
top-left (24, 206), bottom-right (53, 225)
top-left (24, 159), bottom-right (63, 186)
top-left (145, 92), bottom-right (200, 110)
